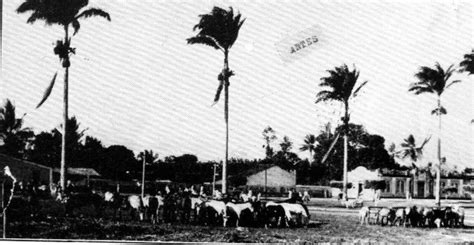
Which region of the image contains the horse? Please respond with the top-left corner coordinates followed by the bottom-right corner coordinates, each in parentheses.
top-left (63, 191), bottom-right (104, 217)
top-left (225, 202), bottom-right (253, 227)
top-left (200, 200), bottom-right (228, 226)
top-left (103, 191), bottom-right (126, 221)
top-left (266, 201), bottom-right (287, 227)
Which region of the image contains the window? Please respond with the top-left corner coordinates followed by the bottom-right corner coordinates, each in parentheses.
top-left (386, 180), bottom-right (390, 192)
top-left (400, 181), bottom-right (405, 193)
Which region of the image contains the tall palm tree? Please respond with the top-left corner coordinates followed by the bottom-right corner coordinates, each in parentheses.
top-left (398, 134), bottom-right (431, 198)
top-left (460, 50), bottom-right (474, 75)
top-left (315, 64), bottom-right (368, 200)
top-left (300, 134), bottom-right (317, 161)
top-left (17, 0), bottom-right (110, 190)
top-left (0, 99), bottom-right (33, 158)
top-left (409, 62), bottom-right (461, 205)
top-left (187, 6), bottom-right (245, 194)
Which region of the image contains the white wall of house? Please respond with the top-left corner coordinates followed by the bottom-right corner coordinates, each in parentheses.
top-left (246, 166), bottom-right (296, 187)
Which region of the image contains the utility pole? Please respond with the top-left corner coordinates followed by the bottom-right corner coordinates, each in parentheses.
top-left (141, 156), bottom-right (146, 199)
top-left (1, 182), bottom-right (5, 239)
top-left (212, 163), bottom-right (217, 197)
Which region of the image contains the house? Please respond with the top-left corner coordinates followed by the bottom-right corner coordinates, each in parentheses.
top-left (346, 166), bottom-right (473, 199)
top-left (0, 153), bottom-right (53, 185)
top-left (53, 167), bottom-right (101, 186)
top-left (216, 165), bottom-right (296, 188)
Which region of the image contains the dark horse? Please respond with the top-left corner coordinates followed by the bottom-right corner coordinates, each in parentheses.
top-left (63, 191), bottom-right (104, 217)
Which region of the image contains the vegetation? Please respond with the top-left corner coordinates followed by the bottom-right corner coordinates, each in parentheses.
top-left (187, 7), bottom-right (245, 194)
top-left (0, 99), bottom-right (33, 159)
top-left (17, 0), bottom-right (111, 190)
top-left (409, 62), bottom-right (462, 205)
top-left (315, 64), bottom-right (368, 199)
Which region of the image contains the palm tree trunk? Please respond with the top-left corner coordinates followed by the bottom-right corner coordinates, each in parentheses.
top-left (60, 25), bottom-right (69, 191)
top-left (342, 101), bottom-right (349, 201)
top-left (435, 97), bottom-right (442, 206)
top-left (222, 49), bottom-right (229, 194)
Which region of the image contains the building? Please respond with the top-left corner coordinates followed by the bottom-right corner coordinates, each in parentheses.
top-left (346, 166), bottom-right (473, 199)
top-left (0, 153), bottom-right (53, 185)
top-left (53, 167), bottom-right (101, 186)
top-left (216, 165), bottom-right (296, 188)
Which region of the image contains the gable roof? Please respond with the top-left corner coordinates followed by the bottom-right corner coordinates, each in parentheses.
top-left (0, 153), bottom-right (52, 170)
top-left (53, 167), bottom-right (101, 177)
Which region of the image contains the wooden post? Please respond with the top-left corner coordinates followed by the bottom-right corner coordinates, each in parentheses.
top-left (212, 163), bottom-right (216, 197)
top-left (2, 182), bottom-right (5, 239)
top-left (265, 168), bottom-right (267, 198)
top-left (141, 157), bottom-right (146, 199)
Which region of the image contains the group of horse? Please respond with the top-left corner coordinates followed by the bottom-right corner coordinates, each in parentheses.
top-left (50, 190), bottom-right (312, 228)
top-left (359, 205), bottom-right (465, 228)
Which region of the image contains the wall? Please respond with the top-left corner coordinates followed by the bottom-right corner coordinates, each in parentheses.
top-left (0, 154), bottom-right (52, 185)
top-left (246, 166), bottom-right (296, 187)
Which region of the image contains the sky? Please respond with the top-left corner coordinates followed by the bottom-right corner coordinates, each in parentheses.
top-left (1, 0), bottom-right (473, 170)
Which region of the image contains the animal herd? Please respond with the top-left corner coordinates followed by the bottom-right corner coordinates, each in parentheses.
top-left (359, 205), bottom-right (465, 228)
top-left (61, 191), bottom-right (311, 228)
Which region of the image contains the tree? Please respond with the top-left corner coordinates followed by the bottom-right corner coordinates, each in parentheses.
top-left (27, 116), bottom-right (87, 169)
top-left (460, 50), bottom-right (474, 75)
top-left (262, 126), bottom-right (277, 159)
top-left (187, 6), bottom-right (245, 194)
top-left (101, 145), bottom-right (137, 181)
top-left (27, 131), bottom-right (61, 168)
top-left (398, 134), bottom-right (431, 198)
top-left (137, 150), bottom-right (159, 165)
top-left (409, 62), bottom-right (461, 205)
top-left (315, 64), bottom-right (368, 200)
top-left (0, 99), bottom-right (33, 158)
top-left (300, 134), bottom-right (317, 162)
top-left (280, 136), bottom-right (293, 155)
top-left (17, 0), bottom-right (111, 190)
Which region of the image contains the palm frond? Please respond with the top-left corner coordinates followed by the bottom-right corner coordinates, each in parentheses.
top-left (419, 135), bottom-right (431, 149)
top-left (76, 8), bottom-right (111, 21)
top-left (315, 90), bottom-right (340, 104)
top-left (446, 80), bottom-right (461, 89)
top-left (36, 73), bottom-right (57, 109)
top-left (187, 35), bottom-right (221, 50)
top-left (72, 19), bottom-right (80, 35)
top-left (352, 80), bottom-right (368, 98)
top-left (213, 79), bottom-right (224, 103)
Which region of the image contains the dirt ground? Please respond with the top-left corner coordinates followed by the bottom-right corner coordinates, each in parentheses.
top-left (6, 211), bottom-right (474, 243)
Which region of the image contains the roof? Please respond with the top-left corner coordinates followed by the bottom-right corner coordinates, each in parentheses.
top-left (53, 167), bottom-right (101, 177)
top-left (0, 153), bottom-right (52, 170)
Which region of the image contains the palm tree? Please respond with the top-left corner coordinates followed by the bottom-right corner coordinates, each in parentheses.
top-left (300, 134), bottom-right (317, 161)
top-left (315, 64), bottom-right (368, 200)
top-left (17, 0), bottom-right (111, 190)
top-left (460, 50), bottom-right (474, 75)
top-left (398, 134), bottom-right (431, 199)
top-left (0, 99), bottom-right (33, 158)
top-left (187, 6), bottom-right (245, 194)
top-left (409, 62), bottom-right (461, 206)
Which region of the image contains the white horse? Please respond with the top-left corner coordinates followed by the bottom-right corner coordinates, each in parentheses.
top-left (278, 203), bottom-right (309, 226)
top-left (226, 202), bottom-right (253, 227)
top-left (204, 200), bottom-right (228, 226)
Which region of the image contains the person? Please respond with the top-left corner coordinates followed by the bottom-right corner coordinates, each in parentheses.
top-left (199, 185), bottom-right (207, 198)
top-left (288, 189), bottom-right (293, 199)
top-left (214, 189), bottom-right (222, 200)
top-left (303, 191), bottom-right (311, 203)
top-left (64, 180), bottom-right (75, 196)
top-left (190, 185), bottom-right (198, 196)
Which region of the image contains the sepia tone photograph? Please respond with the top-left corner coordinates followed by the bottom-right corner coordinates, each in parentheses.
top-left (0, 0), bottom-right (473, 243)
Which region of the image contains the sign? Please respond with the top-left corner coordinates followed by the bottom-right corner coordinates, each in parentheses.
top-left (275, 25), bottom-right (323, 63)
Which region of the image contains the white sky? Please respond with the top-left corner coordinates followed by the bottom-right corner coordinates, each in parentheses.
top-left (1, 0), bottom-right (473, 169)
